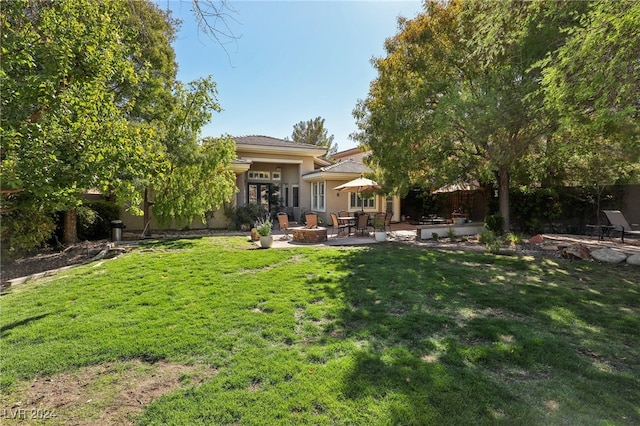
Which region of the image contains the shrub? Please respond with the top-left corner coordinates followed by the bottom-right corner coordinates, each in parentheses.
top-left (479, 230), bottom-right (502, 254)
top-left (484, 213), bottom-right (505, 235)
top-left (227, 204), bottom-right (265, 230)
top-left (1, 208), bottom-right (56, 259)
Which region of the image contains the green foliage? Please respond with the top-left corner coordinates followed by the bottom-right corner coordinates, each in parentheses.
top-left (479, 230), bottom-right (502, 254)
top-left (290, 117), bottom-right (337, 158)
top-left (484, 213), bottom-right (505, 235)
top-left (227, 203), bottom-right (266, 230)
top-left (0, 207), bottom-right (56, 259)
top-left (353, 0), bottom-right (640, 228)
top-left (152, 135), bottom-right (237, 227)
top-left (255, 219), bottom-right (272, 236)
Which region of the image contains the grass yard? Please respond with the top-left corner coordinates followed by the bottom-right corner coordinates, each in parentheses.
top-left (1, 236), bottom-right (639, 425)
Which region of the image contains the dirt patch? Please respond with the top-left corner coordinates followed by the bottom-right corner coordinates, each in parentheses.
top-left (1, 360), bottom-right (217, 425)
top-left (1, 241), bottom-right (110, 283)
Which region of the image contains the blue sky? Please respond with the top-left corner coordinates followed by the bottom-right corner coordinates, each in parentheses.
top-left (161, 1), bottom-right (423, 152)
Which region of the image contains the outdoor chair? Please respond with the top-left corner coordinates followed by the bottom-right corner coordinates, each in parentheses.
top-left (338, 210), bottom-right (350, 218)
top-left (305, 212), bottom-right (318, 227)
top-left (384, 211), bottom-right (392, 232)
top-left (277, 212), bottom-right (290, 240)
top-left (354, 213), bottom-right (371, 236)
top-left (330, 213), bottom-right (348, 237)
top-left (602, 210), bottom-right (640, 243)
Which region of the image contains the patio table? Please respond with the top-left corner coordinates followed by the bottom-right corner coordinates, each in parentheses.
top-left (338, 217), bottom-right (356, 235)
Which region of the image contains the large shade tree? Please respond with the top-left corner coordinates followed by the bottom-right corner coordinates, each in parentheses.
top-left (353, 0), bottom-right (638, 231)
top-left (1, 0), bottom-right (161, 246)
top-left (1, 0), bottom-right (236, 251)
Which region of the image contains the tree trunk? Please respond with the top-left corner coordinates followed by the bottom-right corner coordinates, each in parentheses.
top-left (63, 209), bottom-right (78, 245)
top-left (143, 186), bottom-right (152, 237)
top-left (498, 168), bottom-right (510, 233)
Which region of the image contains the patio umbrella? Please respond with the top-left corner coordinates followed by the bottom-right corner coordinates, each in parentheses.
top-left (432, 180), bottom-right (480, 194)
top-left (334, 176), bottom-right (381, 211)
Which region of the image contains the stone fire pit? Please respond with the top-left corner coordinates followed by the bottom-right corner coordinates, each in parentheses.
top-left (291, 227), bottom-right (328, 244)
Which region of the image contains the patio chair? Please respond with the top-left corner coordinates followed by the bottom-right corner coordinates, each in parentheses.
top-left (330, 213), bottom-right (348, 237)
top-left (384, 211), bottom-right (392, 232)
top-left (305, 212), bottom-right (318, 227)
top-left (277, 212), bottom-right (290, 240)
top-left (354, 213), bottom-right (371, 236)
top-left (602, 210), bottom-right (640, 243)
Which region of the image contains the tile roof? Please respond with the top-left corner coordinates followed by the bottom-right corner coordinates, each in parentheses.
top-left (319, 159), bottom-right (372, 174)
top-left (234, 135), bottom-right (322, 150)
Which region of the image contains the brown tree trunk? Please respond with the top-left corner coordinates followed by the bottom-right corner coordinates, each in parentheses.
top-left (498, 168), bottom-right (510, 233)
top-left (143, 186), bottom-right (152, 237)
top-left (63, 209), bottom-right (78, 245)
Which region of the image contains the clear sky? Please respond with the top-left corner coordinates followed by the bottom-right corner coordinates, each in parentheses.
top-left (160, 1), bottom-right (423, 152)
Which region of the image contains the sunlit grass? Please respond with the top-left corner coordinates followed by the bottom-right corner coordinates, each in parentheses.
top-left (1, 236), bottom-right (638, 424)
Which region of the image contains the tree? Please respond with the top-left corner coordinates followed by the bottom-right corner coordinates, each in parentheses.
top-left (1, 0), bottom-right (237, 250)
top-left (290, 117), bottom-right (338, 159)
top-left (1, 0), bottom-right (161, 245)
top-left (353, 1), bottom-right (552, 230)
top-left (149, 78), bottom-right (237, 228)
top-left (352, 0), bottom-right (619, 232)
top-left (539, 0), bottom-right (640, 217)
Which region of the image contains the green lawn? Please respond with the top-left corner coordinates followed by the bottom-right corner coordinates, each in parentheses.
top-left (1, 237), bottom-right (639, 424)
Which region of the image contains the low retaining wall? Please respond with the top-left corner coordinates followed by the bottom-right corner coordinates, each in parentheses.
top-left (416, 222), bottom-right (485, 240)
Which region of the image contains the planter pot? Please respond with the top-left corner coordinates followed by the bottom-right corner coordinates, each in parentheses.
top-left (260, 235), bottom-right (273, 248)
top-left (374, 231), bottom-right (387, 242)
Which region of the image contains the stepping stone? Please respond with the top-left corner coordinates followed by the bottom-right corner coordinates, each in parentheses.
top-left (590, 248), bottom-right (627, 264)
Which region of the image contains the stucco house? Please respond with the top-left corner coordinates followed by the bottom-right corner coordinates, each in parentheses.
top-left (121, 135), bottom-right (400, 232)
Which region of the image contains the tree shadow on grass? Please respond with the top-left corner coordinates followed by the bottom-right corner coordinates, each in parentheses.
top-left (322, 244), bottom-right (640, 424)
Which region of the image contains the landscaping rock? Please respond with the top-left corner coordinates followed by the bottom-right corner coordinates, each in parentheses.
top-left (560, 244), bottom-right (591, 260)
top-left (626, 253), bottom-right (640, 266)
top-left (528, 234), bottom-right (544, 244)
top-left (590, 248), bottom-right (627, 264)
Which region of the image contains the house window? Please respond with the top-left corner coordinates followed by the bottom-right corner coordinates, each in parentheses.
top-left (292, 185), bottom-right (299, 208)
top-left (350, 193), bottom-right (375, 210)
top-left (272, 172), bottom-right (281, 181)
top-left (248, 171), bottom-right (270, 180)
top-left (312, 182), bottom-right (325, 211)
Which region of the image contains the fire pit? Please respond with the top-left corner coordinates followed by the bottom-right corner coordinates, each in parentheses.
top-left (291, 226), bottom-right (328, 244)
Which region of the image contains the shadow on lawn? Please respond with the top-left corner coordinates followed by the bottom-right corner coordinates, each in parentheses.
top-left (322, 244), bottom-right (640, 423)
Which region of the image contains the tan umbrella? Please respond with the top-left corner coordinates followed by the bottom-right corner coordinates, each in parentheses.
top-left (334, 176), bottom-right (381, 211)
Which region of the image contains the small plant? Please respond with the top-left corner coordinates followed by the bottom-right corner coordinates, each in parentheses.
top-left (432, 232), bottom-right (439, 241)
top-left (255, 218), bottom-right (272, 237)
top-left (480, 230), bottom-right (502, 254)
top-left (505, 232), bottom-right (523, 246)
top-left (484, 213), bottom-right (505, 236)
top-left (447, 227), bottom-right (457, 241)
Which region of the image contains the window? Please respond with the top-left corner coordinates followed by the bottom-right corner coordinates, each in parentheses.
top-left (248, 171), bottom-right (270, 180)
top-left (272, 172), bottom-right (281, 181)
top-left (350, 193), bottom-right (375, 210)
top-left (292, 185), bottom-right (299, 208)
top-left (312, 182), bottom-right (325, 211)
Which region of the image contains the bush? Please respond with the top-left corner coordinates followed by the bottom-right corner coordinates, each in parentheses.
top-left (1, 208), bottom-right (56, 259)
top-left (226, 204), bottom-right (266, 231)
top-left (484, 213), bottom-right (505, 235)
top-left (479, 230), bottom-right (502, 254)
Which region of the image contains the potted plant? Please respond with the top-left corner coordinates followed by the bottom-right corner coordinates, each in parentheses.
top-left (373, 217), bottom-right (387, 242)
top-left (255, 218), bottom-right (273, 248)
